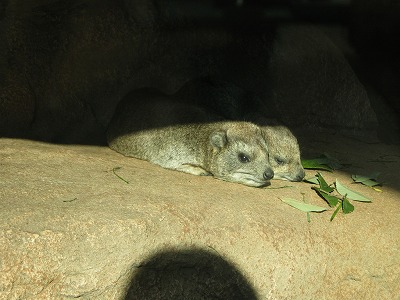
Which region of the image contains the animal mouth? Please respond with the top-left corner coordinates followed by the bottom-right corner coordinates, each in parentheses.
top-left (245, 178), bottom-right (269, 186)
top-left (230, 172), bottom-right (270, 187)
top-left (274, 174), bottom-right (302, 182)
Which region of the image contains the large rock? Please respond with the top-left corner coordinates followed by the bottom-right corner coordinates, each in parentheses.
top-left (1, 0), bottom-right (385, 144)
top-left (0, 0), bottom-right (233, 143)
top-left (0, 136), bottom-right (399, 299)
top-left (265, 25), bottom-right (377, 131)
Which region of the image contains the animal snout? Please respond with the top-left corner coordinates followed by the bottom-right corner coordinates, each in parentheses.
top-left (293, 169), bottom-right (306, 182)
top-left (263, 169), bottom-right (274, 180)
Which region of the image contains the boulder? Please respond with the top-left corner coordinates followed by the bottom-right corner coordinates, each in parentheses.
top-left (0, 136), bottom-right (399, 299)
top-left (1, 0), bottom-right (385, 144)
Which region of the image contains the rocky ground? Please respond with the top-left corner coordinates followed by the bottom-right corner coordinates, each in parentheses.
top-left (1, 1), bottom-right (399, 299)
top-left (1, 132), bottom-right (399, 299)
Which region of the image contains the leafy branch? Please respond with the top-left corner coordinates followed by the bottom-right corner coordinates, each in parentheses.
top-left (282, 156), bottom-right (382, 221)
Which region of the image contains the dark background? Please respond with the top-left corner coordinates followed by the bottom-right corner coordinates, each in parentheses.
top-left (1, 0), bottom-right (399, 144)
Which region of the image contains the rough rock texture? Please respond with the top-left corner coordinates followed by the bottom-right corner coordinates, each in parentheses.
top-left (1, 136), bottom-right (399, 299)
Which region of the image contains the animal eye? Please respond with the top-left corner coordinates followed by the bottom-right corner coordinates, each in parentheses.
top-left (275, 157), bottom-right (286, 165)
top-left (238, 153), bottom-right (250, 163)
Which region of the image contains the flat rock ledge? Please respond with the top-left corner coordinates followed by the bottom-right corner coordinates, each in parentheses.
top-left (1, 137), bottom-right (399, 299)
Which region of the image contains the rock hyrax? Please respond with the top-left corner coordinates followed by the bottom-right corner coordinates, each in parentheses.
top-left (261, 126), bottom-right (305, 182)
top-left (171, 77), bottom-right (305, 182)
top-left (107, 90), bottom-right (274, 187)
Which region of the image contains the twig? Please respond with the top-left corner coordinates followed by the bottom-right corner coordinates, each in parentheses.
top-left (112, 167), bottom-right (129, 184)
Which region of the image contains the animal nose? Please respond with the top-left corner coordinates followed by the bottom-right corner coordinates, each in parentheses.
top-left (293, 169), bottom-right (305, 181)
top-left (263, 169), bottom-right (274, 180)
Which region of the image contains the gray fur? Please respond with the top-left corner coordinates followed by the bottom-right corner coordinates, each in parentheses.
top-left (261, 126), bottom-right (305, 182)
top-left (108, 121), bottom-right (274, 187)
top-left (107, 88), bottom-right (305, 186)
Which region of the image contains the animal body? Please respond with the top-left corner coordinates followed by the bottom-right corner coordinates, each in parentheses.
top-left (107, 86), bottom-right (305, 187)
top-left (107, 89), bottom-right (274, 187)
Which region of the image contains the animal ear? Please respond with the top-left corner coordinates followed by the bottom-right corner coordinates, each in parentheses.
top-left (210, 131), bottom-right (228, 149)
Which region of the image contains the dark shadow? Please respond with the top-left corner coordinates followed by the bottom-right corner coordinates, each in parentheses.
top-left (106, 77), bottom-right (262, 139)
top-left (124, 248), bottom-right (258, 300)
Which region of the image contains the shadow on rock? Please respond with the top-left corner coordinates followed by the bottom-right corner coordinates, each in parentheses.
top-left (124, 248), bottom-right (258, 300)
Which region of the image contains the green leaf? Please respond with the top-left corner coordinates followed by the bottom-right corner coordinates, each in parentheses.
top-left (321, 153), bottom-right (344, 170)
top-left (352, 173), bottom-right (381, 187)
top-left (316, 173), bottom-right (334, 193)
top-left (359, 179), bottom-right (380, 187)
top-left (335, 180), bottom-right (372, 202)
top-left (342, 196), bottom-right (354, 214)
top-left (301, 154), bottom-right (343, 171)
top-left (313, 187), bottom-right (340, 207)
top-left (281, 198), bottom-right (327, 212)
top-left (330, 204), bottom-right (342, 221)
top-left (303, 176), bottom-right (319, 184)
top-left (353, 172), bottom-right (380, 181)
top-left (301, 158), bottom-right (333, 171)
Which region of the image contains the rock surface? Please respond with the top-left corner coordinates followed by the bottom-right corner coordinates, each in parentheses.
top-left (0, 136), bottom-right (399, 299)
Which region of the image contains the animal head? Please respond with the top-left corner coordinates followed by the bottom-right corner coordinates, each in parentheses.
top-left (261, 126), bottom-right (305, 182)
top-left (208, 123), bottom-right (274, 187)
